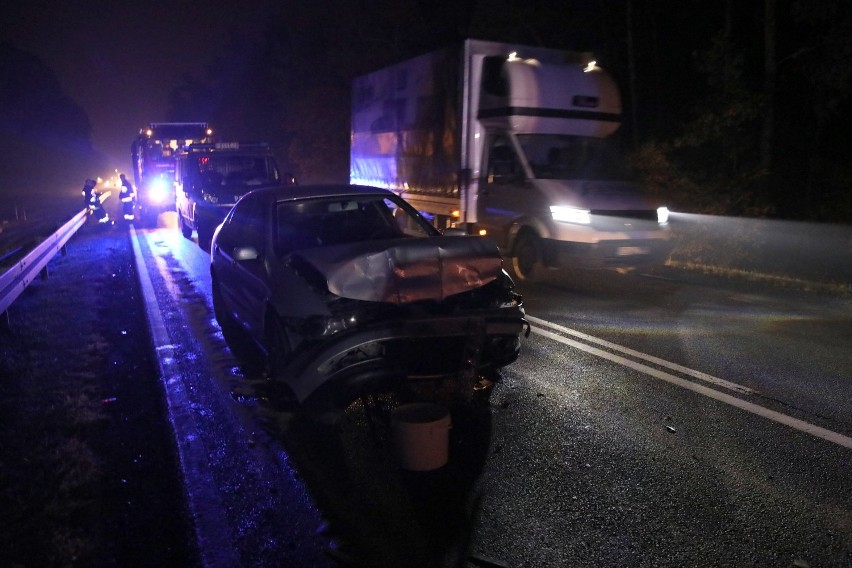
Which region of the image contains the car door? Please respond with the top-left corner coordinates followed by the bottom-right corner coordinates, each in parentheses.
top-left (214, 193), bottom-right (270, 338)
top-left (174, 158), bottom-right (186, 218)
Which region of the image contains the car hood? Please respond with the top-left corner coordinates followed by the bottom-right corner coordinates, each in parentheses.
top-left (292, 236), bottom-right (503, 303)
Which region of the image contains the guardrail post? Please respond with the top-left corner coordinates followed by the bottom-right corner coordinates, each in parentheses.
top-left (58, 224), bottom-right (69, 257)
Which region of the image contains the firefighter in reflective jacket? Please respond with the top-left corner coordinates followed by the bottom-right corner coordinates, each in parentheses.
top-left (119, 173), bottom-right (136, 221)
top-left (83, 178), bottom-right (109, 223)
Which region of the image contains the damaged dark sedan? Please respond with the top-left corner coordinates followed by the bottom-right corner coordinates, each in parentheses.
top-left (210, 184), bottom-right (526, 420)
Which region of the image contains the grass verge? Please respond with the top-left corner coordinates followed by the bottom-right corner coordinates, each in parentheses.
top-left (0, 223), bottom-right (198, 567)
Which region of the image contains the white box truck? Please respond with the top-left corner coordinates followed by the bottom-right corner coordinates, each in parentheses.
top-left (350, 39), bottom-right (671, 280)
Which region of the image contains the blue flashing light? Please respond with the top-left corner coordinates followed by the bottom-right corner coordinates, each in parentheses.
top-left (148, 178), bottom-right (171, 204)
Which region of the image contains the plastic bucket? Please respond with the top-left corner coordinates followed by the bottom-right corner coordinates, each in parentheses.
top-left (391, 403), bottom-right (452, 471)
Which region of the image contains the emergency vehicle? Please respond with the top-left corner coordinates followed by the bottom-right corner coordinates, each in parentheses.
top-left (174, 142), bottom-right (282, 248)
top-left (130, 122), bottom-right (213, 226)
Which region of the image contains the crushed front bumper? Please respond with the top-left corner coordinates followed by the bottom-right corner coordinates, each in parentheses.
top-left (282, 306), bottom-right (527, 404)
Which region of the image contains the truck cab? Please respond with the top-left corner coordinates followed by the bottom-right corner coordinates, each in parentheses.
top-left (478, 131), bottom-right (670, 278)
top-left (131, 122), bottom-right (213, 227)
top-left (473, 53), bottom-right (670, 278)
top-left (174, 142), bottom-right (282, 248)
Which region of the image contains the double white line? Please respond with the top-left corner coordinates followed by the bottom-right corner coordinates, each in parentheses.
top-left (527, 315), bottom-right (852, 450)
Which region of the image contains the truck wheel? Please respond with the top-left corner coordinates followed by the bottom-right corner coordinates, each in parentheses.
top-left (179, 213), bottom-right (192, 239)
top-left (142, 209), bottom-right (158, 229)
top-left (512, 232), bottom-right (541, 281)
top-left (197, 224), bottom-right (213, 251)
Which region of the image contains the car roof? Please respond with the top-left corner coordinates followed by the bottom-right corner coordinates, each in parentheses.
top-left (249, 184), bottom-right (397, 203)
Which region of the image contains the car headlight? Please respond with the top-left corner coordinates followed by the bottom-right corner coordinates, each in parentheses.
top-left (657, 206), bottom-right (670, 224)
top-left (300, 313), bottom-right (359, 338)
top-left (550, 205), bottom-right (591, 224)
top-left (296, 296), bottom-right (390, 338)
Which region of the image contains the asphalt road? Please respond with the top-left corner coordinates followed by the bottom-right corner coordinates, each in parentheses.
top-left (132, 219), bottom-right (852, 567)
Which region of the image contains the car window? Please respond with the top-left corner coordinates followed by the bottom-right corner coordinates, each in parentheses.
top-left (382, 198), bottom-right (433, 238)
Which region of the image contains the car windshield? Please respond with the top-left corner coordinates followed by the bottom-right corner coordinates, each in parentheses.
top-left (274, 194), bottom-right (436, 254)
top-left (517, 134), bottom-right (631, 180)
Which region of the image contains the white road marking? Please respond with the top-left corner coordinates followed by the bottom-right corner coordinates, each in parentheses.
top-left (527, 317), bottom-right (852, 450)
top-left (130, 227), bottom-right (241, 566)
top-left (527, 315), bottom-right (755, 395)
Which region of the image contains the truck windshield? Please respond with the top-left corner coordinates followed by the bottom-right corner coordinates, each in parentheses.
top-left (142, 142), bottom-right (172, 165)
top-left (193, 155), bottom-right (280, 187)
top-left (518, 134), bottom-right (630, 181)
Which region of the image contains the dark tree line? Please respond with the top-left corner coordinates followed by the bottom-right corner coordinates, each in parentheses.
top-left (0, 43), bottom-right (103, 199)
top-left (168, 0), bottom-right (852, 222)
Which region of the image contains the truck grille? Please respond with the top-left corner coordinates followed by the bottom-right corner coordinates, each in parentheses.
top-left (590, 209), bottom-right (659, 231)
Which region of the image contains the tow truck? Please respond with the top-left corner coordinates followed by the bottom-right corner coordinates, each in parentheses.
top-left (130, 122), bottom-right (213, 227)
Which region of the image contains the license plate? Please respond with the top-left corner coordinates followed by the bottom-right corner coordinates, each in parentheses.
top-left (616, 246), bottom-right (650, 256)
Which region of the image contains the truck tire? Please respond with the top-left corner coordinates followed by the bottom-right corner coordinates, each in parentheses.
top-left (512, 232), bottom-right (542, 281)
top-left (197, 223), bottom-right (213, 251)
top-left (178, 212), bottom-right (192, 239)
top-left (141, 208), bottom-right (157, 229)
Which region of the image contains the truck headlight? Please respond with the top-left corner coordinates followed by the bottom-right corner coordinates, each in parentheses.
top-left (657, 207), bottom-right (670, 224)
top-left (550, 206), bottom-right (591, 224)
top-left (148, 179), bottom-right (170, 204)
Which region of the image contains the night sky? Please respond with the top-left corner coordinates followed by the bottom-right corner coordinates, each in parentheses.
top-left (0, 1), bottom-right (635, 173)
top-left (2, 0), bottom-right (278, 168)
top-left (3, 2), bottom-right (851, 222)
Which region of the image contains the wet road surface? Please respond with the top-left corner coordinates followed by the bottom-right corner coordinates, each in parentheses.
top-left (132, 222), bottom-right (852, 567)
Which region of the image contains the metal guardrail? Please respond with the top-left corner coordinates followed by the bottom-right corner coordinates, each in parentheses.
top-left (0, 192), bottom-right (110, 326)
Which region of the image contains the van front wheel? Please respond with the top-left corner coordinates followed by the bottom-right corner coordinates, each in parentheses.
top-left (512, 232), bottom-right (541, 281)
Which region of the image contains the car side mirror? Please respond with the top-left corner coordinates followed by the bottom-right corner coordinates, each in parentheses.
top-left (233, 246), bottom-right (259, 261)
